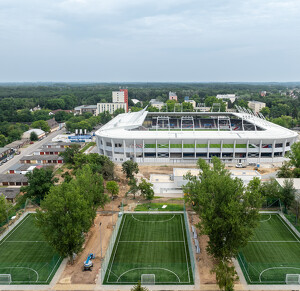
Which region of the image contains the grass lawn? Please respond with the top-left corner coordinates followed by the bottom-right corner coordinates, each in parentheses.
top-left (103, 213), bottom-right (193, 285)
top-left (0, 214), bottom-right (62, 284)
top-left (135, 203), bottom-right (184, 212)
top-left (237, 213), bottom-right (300, 284)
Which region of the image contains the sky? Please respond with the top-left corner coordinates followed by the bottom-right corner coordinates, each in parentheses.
top-left (0, 0), bottom-right (300, 82)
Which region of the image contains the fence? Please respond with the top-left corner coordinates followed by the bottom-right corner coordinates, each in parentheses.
top-left (183, 204), bottom-right (196, 283)
top-left (100, 211), bottom-right (124, 283)
top-left (0, 199), bottom-right (37, 237)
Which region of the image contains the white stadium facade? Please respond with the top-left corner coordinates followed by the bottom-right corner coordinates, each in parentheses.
top-left (95, 108), bottom-right (298, 164)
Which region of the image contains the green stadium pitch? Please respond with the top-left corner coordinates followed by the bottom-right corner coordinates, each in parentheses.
top-left (237, 213), bottom-right (300, 284)
top-left (103, 213), bottom-right (194, 285)
top-left (0, 213), bottom-right (62, 285)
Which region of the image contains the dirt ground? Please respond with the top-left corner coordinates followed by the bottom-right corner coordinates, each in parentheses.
top-left (58, 201), bottom-right (121, 284)
top-left (189, 212), bottom-right (217, 285)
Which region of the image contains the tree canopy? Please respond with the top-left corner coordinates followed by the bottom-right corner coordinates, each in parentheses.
top-left (183, 157), bottom-right (262, 290)
top-left (122, 160), bottom-right (139, 180)
top-left (35, 182), bottom-right (93, 263)
top-left (21, 167), bottom-right (58, 205)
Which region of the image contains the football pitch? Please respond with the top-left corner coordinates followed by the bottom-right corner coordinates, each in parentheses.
top-left (237, 213), bottom-right (300, 284)
top-left (0, 213), bottom-right (62, 285)
top-left (103, 213), bottom-right (194, 285)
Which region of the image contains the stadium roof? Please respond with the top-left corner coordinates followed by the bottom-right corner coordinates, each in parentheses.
top-left (96, 109), bottom-right (298, 141)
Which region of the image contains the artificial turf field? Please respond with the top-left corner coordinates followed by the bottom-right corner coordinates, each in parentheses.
top-left (237, 213), bottom-right (300, 284)
top-left (103, 213), bottom-right (194, 285)
top-left (0, 213), bottom-right (62, 284)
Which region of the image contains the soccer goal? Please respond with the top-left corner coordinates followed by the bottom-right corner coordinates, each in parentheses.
top-left (286, 274), bottom-right (300, 284)
top-left (0, 274), bottom-right (12, 285)
top-left (141, 274), bottom-right (155, 285)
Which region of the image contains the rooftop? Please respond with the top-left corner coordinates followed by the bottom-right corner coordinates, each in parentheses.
top-left (0, 188), bottom-right (20, 199)
top-left (0, 147), bottom-right (10, 154)
top-left (0, 174), bottom-right (28, 183)
top-left (20, 155), bottom-right (63, 161)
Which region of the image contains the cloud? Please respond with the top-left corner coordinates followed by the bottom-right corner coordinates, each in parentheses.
top-left (0, 0), bottom-right (299, 81)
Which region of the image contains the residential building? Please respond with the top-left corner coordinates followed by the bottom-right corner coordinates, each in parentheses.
top-left (260, 91), bottom-right (267, 97)
top-left (216, 94), bottom-right (237, 103)
top-left (74, 105), bottom-right (97, 115)
top-left (169, 91), bottom-right (178, 101)
top-left (46, 118), bottom-right (60, 132)
top-left (20, 155), bottom-right (63, 164)
top-left (112, 89), bottom-right (129, 112)
top-left (22, 129), bottom-right (45, 139)
top-left (0, 188), bottom-right (20, 203)
top-left (149, 99), bottom-right (165, 110)
top-left (8, 164), bottom-right (46, 174)
top-left (0, 174), bottom-right (28, 186)
top-left (96, 102), bottom-right (127, 115)
top-left (34, 147), bottom-right (66, 155)
top-left (248, 101), bottom-right (266, 113)
top-left (184, 99), bottom-right (196, 108)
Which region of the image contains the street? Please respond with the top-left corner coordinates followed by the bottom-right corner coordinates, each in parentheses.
top-left (0, 128), bottom-right (65, 174)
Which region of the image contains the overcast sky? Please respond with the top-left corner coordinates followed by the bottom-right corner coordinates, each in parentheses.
top-left (0, 0), bottom-right (299, 82)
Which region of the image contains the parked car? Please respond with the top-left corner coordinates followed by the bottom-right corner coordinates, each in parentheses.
top-left (236, 163), bottom-right (247, 168)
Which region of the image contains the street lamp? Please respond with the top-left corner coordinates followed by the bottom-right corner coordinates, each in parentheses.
top-left (99, 222), bottom-right (102, 259)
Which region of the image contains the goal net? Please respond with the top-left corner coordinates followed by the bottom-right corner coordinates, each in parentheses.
top-left (0, 274), bottom-right (12, 285)
top-left (286, 274), bottom-right (300, 284)
top-left (141, 274), bottom-right (155, 285)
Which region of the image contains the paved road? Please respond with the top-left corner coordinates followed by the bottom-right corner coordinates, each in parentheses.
top-left (0, 128), bottom-right (65, 174)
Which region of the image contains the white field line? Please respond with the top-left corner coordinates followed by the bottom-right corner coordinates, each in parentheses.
top-left (116, 267), bottom-right (181, 283)
top-left (259, 214), bottom-right (271, 223)
top-left (180, 214), bottom-right (190, 283)
top-left (248, 241), bottom-right (300, 243)
top-left (259, 267), bottom-right (300, 283)
top-left (131, 214), bottom-right (175, 223)
top-left (107, 214), bottom-right (126, 283)
top-left (0, 266), bottom-right (39, 282)
top-left (0, 214), bottom-right (31, 247)
top-left (43, 256), bottom-right (62, 283)
top-left (4, 241), bottom-right (47, 243)
top-left (119, 241), bottom-right (184, 243)
top-left (277, 214), bottom-right (300, 242)
top-left (237, 253), bottom-right (252, 283)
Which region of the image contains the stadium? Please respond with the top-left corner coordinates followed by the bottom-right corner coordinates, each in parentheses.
top-left (95, 107), bottom-right (298, 164)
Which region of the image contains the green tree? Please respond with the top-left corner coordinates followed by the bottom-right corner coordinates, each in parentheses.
top-left (277, 142), bottom-right (300, 178)
top-left (21, 168), bottom-right (58, 205)
top-left (260, 106), bottom-right (270, 117)
top-left (260, 178), bottom-right (281, 200)
top-left (35, 182), bottom-right (93, 263)
top-left (281, 179), bottom-right (296, 213)
top-left (127, 177), bottom-right (139, 199)
top-left (114, 108), bottom-right (125, 116)
top-left (0, 195), bottom-right (10, 224)
top-left (131, 281), bottom-right (149, 291)
top-left (31, 120), bottom-right (50, 132)
top-left (138, 178), bottom-right (154, 200)
top-left (30, 131), bottom-right (38, 141)
top-left (277, 161), bottom-right (294, 178)
top-left (212, 260), bottom-right (238, 291)
top-left (73, 165), bottom-right (109, 213)
top-left (106, 181), bottom-right (119, 198)
top-left (0, 134), bottom-right (6, 147)
top-left (59, 144), bottom-right (81, 164)
top-left (183, 157), bottom-right (262, 288)
top-left (122, 160), bottom-right (139, 180)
